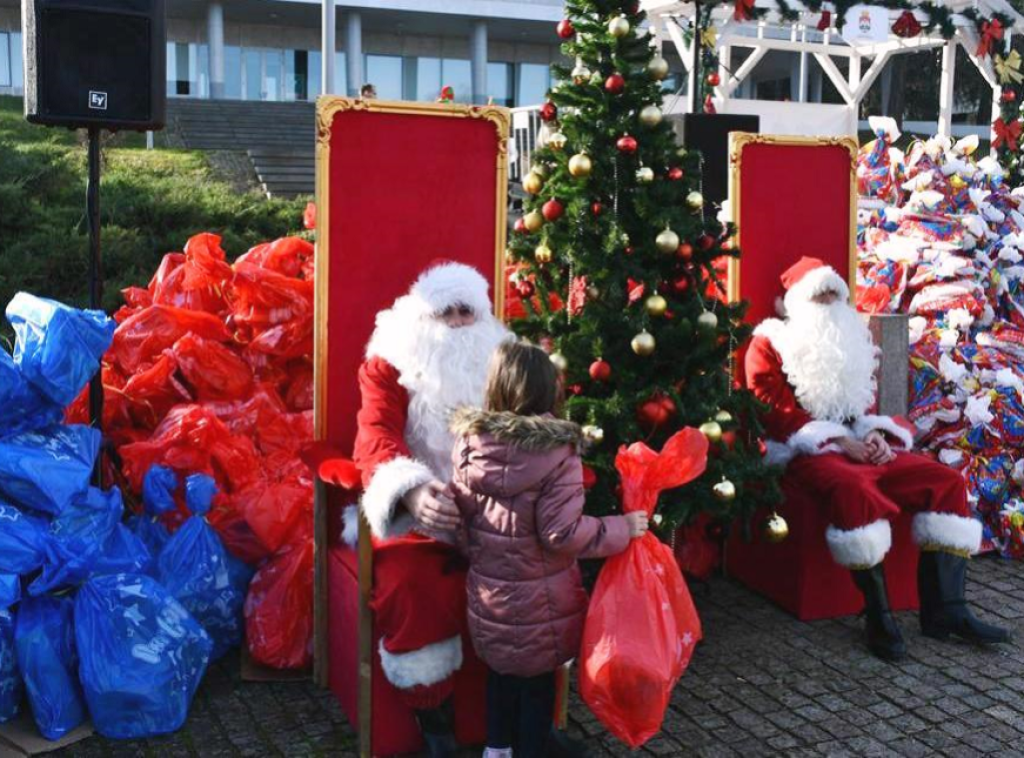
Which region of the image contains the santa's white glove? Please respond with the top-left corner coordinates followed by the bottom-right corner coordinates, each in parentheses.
top-left (404, 481), bottom-right (461, 533)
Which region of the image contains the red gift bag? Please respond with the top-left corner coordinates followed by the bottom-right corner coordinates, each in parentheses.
top-left (579, 429), bottom-right (708, 748)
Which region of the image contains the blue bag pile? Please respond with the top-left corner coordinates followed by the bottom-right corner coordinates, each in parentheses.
top-left (0, 294), bottom-right (249, 742)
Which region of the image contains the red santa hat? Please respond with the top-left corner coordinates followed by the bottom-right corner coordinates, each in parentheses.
top-left (408, 261), bottom-right (492, 318)
top-left (781, 256), bottom-right (850, 311)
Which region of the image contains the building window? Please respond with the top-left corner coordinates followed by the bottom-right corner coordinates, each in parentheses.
top-left (166, 42), bottom-right (208, 97)
top-left (334, 52), bottom-right (347, 95)
top-left (409, 56), bottom-right (441, 101)
top-left (365, 54), bottom-right (402, 100)
top-left (488, 62), bottom-right (513, 107)
top-left (516, 63), bottom-right (550, 107)
top-left (244, 48), bottom-right (261, 100)
top-left (441, 59), bottom-right (471, 102)
top-left (308, 50), bottom-right (322, 98)
top-left (224, 46), bottom-right (241, 99)
top-left (0, 32), bottom-right (10, 88)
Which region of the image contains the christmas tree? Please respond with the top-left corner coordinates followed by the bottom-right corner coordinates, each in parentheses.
top-left (506, 0), bottom-right (781, 531)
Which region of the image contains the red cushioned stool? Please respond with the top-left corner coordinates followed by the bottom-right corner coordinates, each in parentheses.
top-left (725, 479), bottom-right (919, 620)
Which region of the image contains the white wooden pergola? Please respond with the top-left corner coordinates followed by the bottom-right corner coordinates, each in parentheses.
top-left (642, 0), bottom-right (1024, 139)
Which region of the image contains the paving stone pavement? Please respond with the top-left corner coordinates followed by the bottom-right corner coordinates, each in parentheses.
top-left (47, 555), bottom-right (1024, 757)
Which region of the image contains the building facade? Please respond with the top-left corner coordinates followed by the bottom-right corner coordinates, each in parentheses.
top-left (0, 0), bottom-right (573, 107)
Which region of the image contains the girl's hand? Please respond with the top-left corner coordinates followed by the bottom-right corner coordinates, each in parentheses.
top-left (625, 511), bottom-right (649, 539)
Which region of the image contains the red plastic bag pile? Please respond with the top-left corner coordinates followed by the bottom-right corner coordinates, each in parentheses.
top-left (67, 232), bottom-right (316, 670)
top-left (579, 429), bottom-right (708, 748)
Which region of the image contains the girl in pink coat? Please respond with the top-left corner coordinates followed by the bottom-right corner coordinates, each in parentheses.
top-left (449, 340), bottom-right (648, 758)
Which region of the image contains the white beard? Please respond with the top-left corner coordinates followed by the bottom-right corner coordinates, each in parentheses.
top-left (367, 302), bottom-right (510, 481)
top-left (774, 300), bottom-right (878, 422)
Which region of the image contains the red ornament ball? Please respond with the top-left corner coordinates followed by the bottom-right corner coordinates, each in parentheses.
top-left (637, 394), bottom-right (677, 430)
top-left (677, 242), bottom-right (694, 261)
top-left (624, 245), bottom-right (635, 256)
top-left (582, 465), bottom-right (597, 490)
top-left (589, 359), bottom-right (612, 382)
top-left (1002, 89), bottom-right (1017, 103)
top-left (591, 201), bottom-right (603, 216)
top-left (721, 430), bottom-right (737, 450)
top-left (706, 72), bottom-right (721, 87)
top-left (556, 19), bottom-right (575, 39)
top-left (667, 167), bottom-right (684, 181)
top-left (539, 101), bottom-right (558, 122)
top-left (672, 276), bottom-right (691, 293)
top-left (514, 217), bottom-right (527, 234)
top-left (517, 280), bottom-right (536, 298)
top-left (699, 234), bottom-right (715, 251)
top-left (542, 198), bottom-right (564, 221)
top-left (616, 134), bottom-right (638, 153)
top-left (605, 73), bottom-right (626, 95)
top-left (567, 383), bottom-right (583, 396)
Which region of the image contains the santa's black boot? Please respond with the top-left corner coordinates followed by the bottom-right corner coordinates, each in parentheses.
top-left (918, 550), bottom-right (1011, 645)
top-left (414, 699), bottom-right (458, 758)
top-left (851, 564), bottom-right (907, 661)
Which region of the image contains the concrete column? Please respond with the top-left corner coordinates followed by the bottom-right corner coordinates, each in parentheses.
top-left (346, 11), bottom-right (363, 98)
top-left (207, 2), bottom-right (225, 99)
top-left (322, 0), bottom-right (335, 95)
top-left (470, 20), bottom-right (488, 104)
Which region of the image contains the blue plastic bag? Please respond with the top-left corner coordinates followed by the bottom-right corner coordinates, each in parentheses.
top-left (15, 594), bottom-right (86, 740)
top-left (0, 574), bottom-right (19, 609)
top-left (158, 474), bottom-right (251, 660)
top-left (0, 350), bottom-right (62, 438)
top-left (128, 465), bottom-right (178, 557)
top-left (0, 425), bottom-right (100, 515)
top-left (6, 293), bottom-right (115, 407)
top-left (0, 608), bottom-right (20, 723)
top-left (32, 523), bottom-right (154, 596)
top-left (0, 502), bottom-right (48, 575)
top-left (75, 573), bottom-right (213, 739)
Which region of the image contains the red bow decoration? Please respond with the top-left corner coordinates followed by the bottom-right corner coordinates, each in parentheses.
top-left (892, 11), bottom-right (922, 38)
top-left (627, 278), bottom-right (646, 304)
top-left (733, 0), bottom-right (754, 21)
top-left (976, 19), bottom-right (1004, 59)
top-left (816, 11), bottom-right (831, 31)
top-left (568, 275), bottom-right (588, 317)
top-left (703, 94), bottom-right (717, 114)
top-left (993, 117), bottom-right (1022, 151)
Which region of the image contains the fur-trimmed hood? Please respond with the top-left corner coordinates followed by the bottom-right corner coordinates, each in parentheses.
top-left (451, 409), bottom-right (582, 498)
top-left (450, 408), bottom-right (583, 451)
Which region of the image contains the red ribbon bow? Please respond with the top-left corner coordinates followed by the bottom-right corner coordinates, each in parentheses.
top-left (993, 117), bottom-right (1022, 151)
top-left (976, 19), bottom-right (1004, 59)
top-left (892, 11), bottom-right (922, 39)
top-left (733, 0), bottom-right (754, 21)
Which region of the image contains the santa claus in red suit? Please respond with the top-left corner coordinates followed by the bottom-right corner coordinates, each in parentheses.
top-left (745, 257), bottom-right (1010, 661)
top-left (348, 262), bottom-right (510, 755)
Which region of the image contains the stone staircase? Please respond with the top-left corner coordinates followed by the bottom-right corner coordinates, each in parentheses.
top-left (166, 98), bottom-right (315, 198)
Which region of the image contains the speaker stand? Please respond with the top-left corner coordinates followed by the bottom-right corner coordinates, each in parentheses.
top-left (87, 126), bottom-right (104, 486)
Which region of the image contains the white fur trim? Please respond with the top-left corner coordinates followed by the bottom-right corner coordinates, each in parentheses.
top-left (826, 519), bottom-right (892, 568)
top-left (788, 420), bottom-right (852, 456)
top-left (763, 440), bottom-right (796, 468)
top-left (378, 635), bottom-right (463, 690)
top-left (753, 317), bottom-right (786, 342)
top-left (341, 505), bottom-right (360, 548)
top-left (361, 456), bottom-right (434, 540)
top-left (854, 415), bottom-right (915, 450)
top-left (410, 262), bottom-right (492, 318)
top-left (912, 512), bottom-right (983, 555)
top-left (783, 266), bottom-right (850, 312)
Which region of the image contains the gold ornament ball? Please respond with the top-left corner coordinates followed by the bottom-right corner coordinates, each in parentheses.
top-left (697, 311), bottom-right (719, 332)
top-left (608, 15), bottom-right (631, 37)
top-left (713, 479), bottom-right (736, 503)
top-left (582, 424), bottom-right (605, 444)
top-left (639, 104), bottom-right (663, 127)
top-left (699, 420), bottom-right (723, 444)
top-left (647, 56), bottom-right (670, 81)
top-left (763, 512), bottom-right (790, 543)
top-left (571, 64), bottom-right (592, 85)
top-left (534, 243), bottom-right (553, 264)
top-left (523, 171), bottom-right (544, 195)
top-left (631, 330), bottom-right (656, 356)
top-left (523, 211), bottom-right (544, 233)
top-left (715, 410), bottom-right (733, 424)
top-left (686, 191), bottom-right (705, 210)
top-left (645, 294), bottom-right (668, 317)
top-left (636, 167), bottom-right (655, 184)
top-left (656, 228), bottom-right (680, 255)
top-left (550, 351), bottom-right (568, 372)
top-left (549, 131), bottom-right (568, 151)
top-left (568, 153), bottom-right (593, 178)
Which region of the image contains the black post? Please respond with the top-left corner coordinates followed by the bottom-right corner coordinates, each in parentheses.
top-left (692, 1), bottom-right (702, 114)
top-left (87, 127), bottom-right (103, 483)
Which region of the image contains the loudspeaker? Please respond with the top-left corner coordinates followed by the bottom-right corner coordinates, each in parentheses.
top-left (22, 0), bottom-right (165, 130)
top-left (683, 114), bottom-right (760, 208)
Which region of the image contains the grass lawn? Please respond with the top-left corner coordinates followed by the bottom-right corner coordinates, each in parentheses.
top-left (0, 95), bottom-right (309, 331)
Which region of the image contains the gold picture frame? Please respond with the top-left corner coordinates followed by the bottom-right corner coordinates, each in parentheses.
top-left (727, 133), bottom-right (859, 305)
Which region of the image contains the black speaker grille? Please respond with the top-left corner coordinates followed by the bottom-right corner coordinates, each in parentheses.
top-left (39, 8), bottom-right (152, 123)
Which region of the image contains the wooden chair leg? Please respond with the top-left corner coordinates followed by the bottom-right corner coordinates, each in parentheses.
top-left (357, 511), bottom-right (374, 758)
top-left (553, 660), bottom-right (571, 731)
